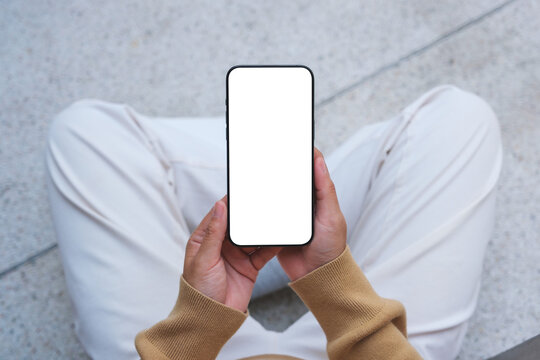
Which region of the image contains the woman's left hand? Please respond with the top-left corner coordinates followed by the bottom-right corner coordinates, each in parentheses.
top-left (183, 195), bottom-right (282, 312)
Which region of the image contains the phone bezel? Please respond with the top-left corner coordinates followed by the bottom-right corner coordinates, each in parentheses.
top-left (226, 64), bottom-right (315, 247)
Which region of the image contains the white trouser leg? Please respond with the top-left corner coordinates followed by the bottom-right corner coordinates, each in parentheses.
top-left (276, 85), bottom-right (503, 360)
top-left (46, 100), bottom-right (280, 360)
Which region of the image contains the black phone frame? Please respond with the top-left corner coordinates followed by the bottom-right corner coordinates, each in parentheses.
top-left (225, 64), bottom-right (315, 247)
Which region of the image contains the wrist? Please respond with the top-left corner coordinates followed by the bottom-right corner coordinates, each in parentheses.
top-left (298, 245), bottom-right (348, 281)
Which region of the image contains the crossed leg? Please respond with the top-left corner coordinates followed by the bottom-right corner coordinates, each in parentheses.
top-left (46, 85), bottom-right (501, 360)
top-left (46, 99), bottom-right (286, 359)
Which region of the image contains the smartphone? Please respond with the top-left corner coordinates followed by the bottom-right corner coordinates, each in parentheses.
top-left (226, 65), bottom-right (314, 247)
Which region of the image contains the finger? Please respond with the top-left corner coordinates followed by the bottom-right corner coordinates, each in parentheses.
top-left (239, 246), bottom-right (261, 254)
top-left (313, 147), bottom-right (341, 218)
top-left (221, 237), bottom-right (259, 280)
top-left (184, 203), bottom-right (216, 271)
top-left (196, 199), bottom-right (228, 263)
top-left (250, 246), bottom-right (283, 271)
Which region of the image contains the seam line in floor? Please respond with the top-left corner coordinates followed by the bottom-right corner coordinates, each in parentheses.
top-left (316, 0), bottom-right (519, 108)
top-left (0, 0), bottom-right (520, 281)
top-left (0, 243), bottom-right (58, 279)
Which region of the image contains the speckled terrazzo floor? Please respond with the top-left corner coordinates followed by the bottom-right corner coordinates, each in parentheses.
top-left (1, 0), bottom-right (539, 358)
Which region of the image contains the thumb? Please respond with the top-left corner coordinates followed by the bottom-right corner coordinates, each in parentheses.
top-left (196, 200), bottom-right (227, 263)
top-left (314, 148), bottom-right (341, 219)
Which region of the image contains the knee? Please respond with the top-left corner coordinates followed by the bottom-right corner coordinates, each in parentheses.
top-left (46, 99), bottom-right (127, 182)
top-left (430, 86), bottom-right (502, 152)
top-left (48, 99), bottom-right (107, 150)
top-left (408, 85), bottom-right (503, 171)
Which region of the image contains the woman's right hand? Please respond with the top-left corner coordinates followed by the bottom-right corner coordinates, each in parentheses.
top-left (277, 147), bottom-right (347, 281)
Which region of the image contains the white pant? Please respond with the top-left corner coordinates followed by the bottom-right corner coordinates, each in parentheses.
top-left (46, 85), bottom-right (503, 360)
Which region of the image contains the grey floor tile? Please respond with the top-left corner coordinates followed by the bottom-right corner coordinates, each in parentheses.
top-left (0, 0), bottom-right (510, 271)
top-left (249, 287), bottom-right (307, 332)
top-left (0, 248), bottom-right (89, 359)
top-left (0, 152), bottom-right (55, 273)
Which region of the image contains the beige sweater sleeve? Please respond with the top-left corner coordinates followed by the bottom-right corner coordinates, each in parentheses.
top-left (135, 244), bottom-right (422, 360)
top-left (288, 244), bottom-right (422, 359)
top-left (135, 274), bottom-right (248, 360)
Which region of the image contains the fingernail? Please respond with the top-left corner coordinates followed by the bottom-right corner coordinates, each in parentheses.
top-left (213, 201), bottom-right (224, 218)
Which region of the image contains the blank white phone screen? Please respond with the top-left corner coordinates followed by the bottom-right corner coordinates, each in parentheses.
top-left (227, 66), bottom-right (313, 246)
